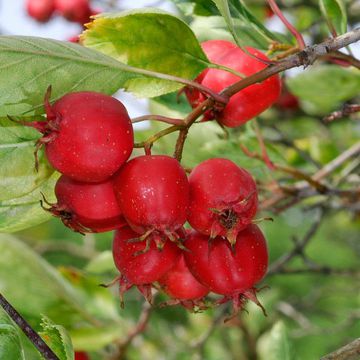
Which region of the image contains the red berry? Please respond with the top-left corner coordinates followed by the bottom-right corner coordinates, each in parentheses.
top-left (54, 0), bottom-right (92, 24)
top-left (186, 40), bottom-right (281, 127)
top-left (45, 175), bottom-right (126, 233)
top-left (112, 226), bottom-right (181, 304)
top-left (184, 225), bottom-right (268, 317)
top-left (75, 352), bottom-right (89, 360)
top-left (184, 40), bottom-right (236, 112)
top-left (26, 0), bottom-right (55, 22)
top-left (114, 155), bottom-right (189, 248)
top-left (188, 158), bottom-right (258, 244)
top-left (275, 86), bottom-right (300, 110)
top-left (35, 90), bottom-right (133, 182)
top-left (159, 255), bottom-right (209, 301)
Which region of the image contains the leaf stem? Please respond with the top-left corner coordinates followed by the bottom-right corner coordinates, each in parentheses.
top-left (266, 0), bottom-right (306, 49)
top-left (0, 293), bottom-right (59, 360)
top-left (131, 115), bottom-right (184, 126)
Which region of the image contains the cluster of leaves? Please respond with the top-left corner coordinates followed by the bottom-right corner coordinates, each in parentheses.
top-left (0, 0), bottom-right (359, 359)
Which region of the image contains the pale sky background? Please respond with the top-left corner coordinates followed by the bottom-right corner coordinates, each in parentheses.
top-left (0, 0), bottom-right (358, 120)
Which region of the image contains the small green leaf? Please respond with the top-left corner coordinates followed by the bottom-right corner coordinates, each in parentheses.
top-left (40, 317), bottom-right (74, 360)
top-left (0, 309), bottom-right (25, 360)
top-left (0, 172), bottom-right (58, 233)
top-left (82, 9), bottom-right (209, 97)
top-left (287, 65), bottom-right (360, 115)
top-left (319, 0), bottom-right (347, 35)
top-left (0, 117), bottom-right (53, 202)
top-left (257, 321), bottom-right (295, 360)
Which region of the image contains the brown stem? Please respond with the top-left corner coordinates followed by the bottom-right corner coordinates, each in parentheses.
top-left (112, 301), bottom-right (153, 360)
top-left (323, 104), bottom-right (360, 122)
top-left (0, 293), bottom-right (59, 360)
top-left (320, 338), bottom-right (360, 360)
top-left (135, 29), bottom-right (360, 157)
top-left (132, 115), bottom-right (184, 126)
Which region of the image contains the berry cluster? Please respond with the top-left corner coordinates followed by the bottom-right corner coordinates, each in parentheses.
top-left (26, 0), bottom-right (95, 25)
top-left (25, 39), bottom-right (278, 316)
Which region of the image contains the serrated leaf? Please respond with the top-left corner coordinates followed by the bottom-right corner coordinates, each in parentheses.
top-left (0, 117), bottom-right (54, 202)
top-left (287, 65), bottom-right (360, 115)
top-left (211, 0), bottom-right (281, 47)
top-left (81, 9), bottom-right (209, 97)
top-left (319, 0), bottom-right (347, 35)
top-left (0, 309), bottom-right (25, 360)
top-left (40, 317), bottom-right (74, 360)
top-left (0, 172), bottom-right (58, 233)
top-left (0, 234), bottom-right (96, 327)
top-left (257, 321), bottom-right (295, 360)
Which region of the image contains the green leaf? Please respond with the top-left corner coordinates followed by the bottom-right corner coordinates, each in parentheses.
top-left (0, 36), bottom-right (140, 116)
top-left (40, 317), bottom-right (74, 360)
top-left (85, 251), bottom-right (115, 274)
top-left (257, 321), bottom-right (295, 360)
top-left (0, 117), bottom-right (53, 202)
top-left (0, 234), bottom-right (97, 327)
top-left (211, 0), bottom-right (282, 47)
top-left (0, 309), bottom-right (25, 360)
top-left (0, 172), bottom-right (58, 233)
top-left (173, 0), bottom-right (219, 16)
top-left (287, 65), bottom-right (360, 115)
top-left (81, 9), bottom-right (209, 97)
top-left (319, 0), bottom-right (347, 35)
top-left (191, 16), bottom-right (270, 49)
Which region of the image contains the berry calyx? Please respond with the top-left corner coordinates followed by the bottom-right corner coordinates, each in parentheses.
top-left (43, 175), bottom-right (126, 233)
top-left (188, 158), bottom-right (258, 245)
top-left (32, 87), bottom-right (134, 182)
top-left (114, 155), bottom-right (189, 249)
top-left (112, 226), bottom-right (181, 305)
top-left (185, 39), bottom-right (281, 127)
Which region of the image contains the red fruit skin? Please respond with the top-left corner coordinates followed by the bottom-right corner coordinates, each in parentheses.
top-left (54, 0), bottom-right (92, 24)
top-left (188, 158), bottom-right (258, 242)
top-left (184, 225), bottom-right (268, 295)
top-left (112, 227), bottom-right (181, 285)
top-left (186, 40), bottom-right (281, 127)
top-left (184, 40), bottom-right (236, 111)
top-left (54, 175), bottom-right (126, 232)
top-left (159, 255), bottom-right (209, 300)
top-left (45, 92), bottom-right (133, 182)
top-left (75, 352), bottom-right (89, 360)
top-left (275, 89), bottom-right (300, 110)
top-left (114, 155), bottom-right (189, 235)
top-left (26, 0), bottom-right (55, 22)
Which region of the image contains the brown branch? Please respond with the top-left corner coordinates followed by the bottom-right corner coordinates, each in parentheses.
top-left (134, 28), bottom-right (360, 158)
top-left (323, 104), bottom-right (360, 122)
top-left (267, 212), bottom-right (323, 275)
top-left (321, 338), bottom-right (360, 360)
top-left (112, 301), bottom-right (153, 360)
top-left (0, 293), bottom-right (59, 360)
